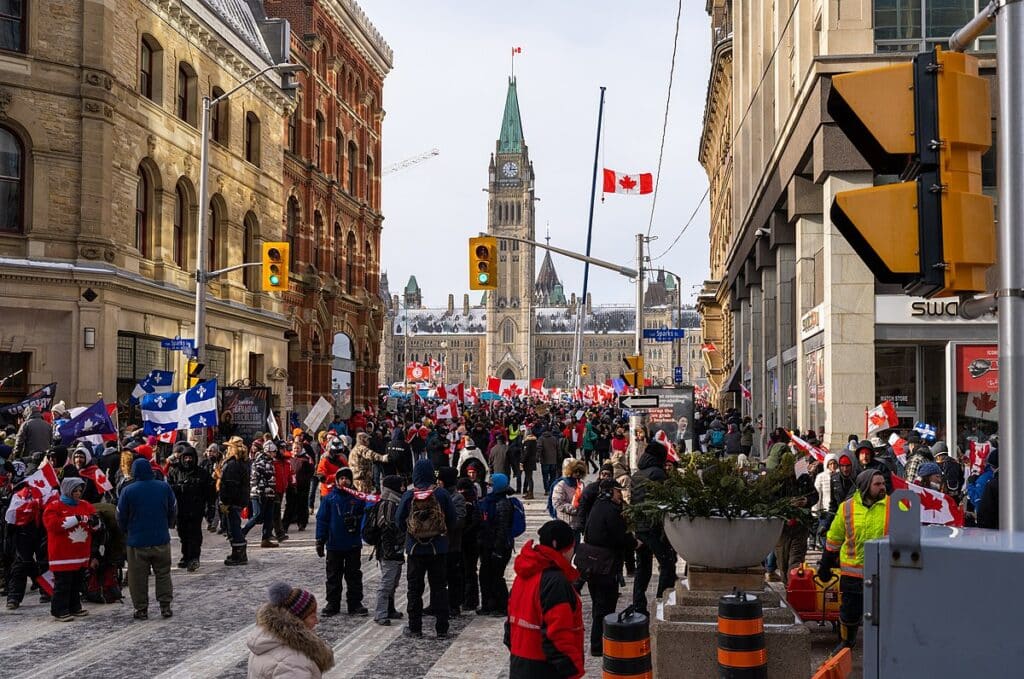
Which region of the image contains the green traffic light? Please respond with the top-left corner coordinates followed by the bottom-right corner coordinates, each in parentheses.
top-left (269, 275), bottom-right (280, 286)
top-left (478, 272), bottom-right (489, 284)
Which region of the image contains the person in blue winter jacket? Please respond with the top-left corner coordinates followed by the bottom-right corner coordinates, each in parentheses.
top-left (315, 467), bottom-right (367, 616)
top-left (395, 459), bottom-right (457, 639)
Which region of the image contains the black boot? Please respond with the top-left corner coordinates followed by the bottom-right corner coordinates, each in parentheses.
top-left (831, 623), bottom-right (859, 656)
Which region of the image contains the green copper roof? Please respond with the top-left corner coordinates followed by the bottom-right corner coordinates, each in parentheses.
top-left (498, 77), bottom-right (524, 153)
top-left (404, 275), bottom-right (420, 293)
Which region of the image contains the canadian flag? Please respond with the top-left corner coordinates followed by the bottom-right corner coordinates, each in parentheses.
top-left (487, 377), bottom-right (532, 399)
top-left (5, 486), bottom-right (42, 525)
top-left (968, 440), bottom-right (991, 477)
top-left (80, 465), bottom-right (113, 493)
top-left (866, 400), bottom-right (899, 436)
top-left (529, 378), bottom-right (545, 397)
top-left (435, 403), bottom-right (457, 420)
top-left (603, 168), bottom-right (653, 195)
top-left (429, 358), bottom-right (443, 378)
top-left (465, 386), bottom-right (479, 405)
top-left (965, 391), bottom-right (999, 421)
top-left (892, 475), bottom-right (964, 527)
top-left (740, 383), bottom-right (752, 402)
top-left (157, 429), bottom-right (178, 444)
top-left (22, 462), bottom-right (60, 497)
top-left (446, 383), bottom-right (465, 403)
top-left (786, 430), bottom-right (826, 462)
top-left (701, 342), bottom-right (718, 353)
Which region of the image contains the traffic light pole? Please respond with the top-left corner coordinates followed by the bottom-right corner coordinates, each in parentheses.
top-left (996, 0), bottom-right (1024, 532)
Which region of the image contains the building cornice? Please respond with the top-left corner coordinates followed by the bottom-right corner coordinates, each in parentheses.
top-left (320, 0), bottom-right (394, 79)
top-left (698, 35), bottom-right (732, 167)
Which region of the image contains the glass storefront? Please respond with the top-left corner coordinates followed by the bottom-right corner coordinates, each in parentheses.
top-left (806, 346), bottom-right (825, 434)
top-left (782, 359), bottom-right (797, 430)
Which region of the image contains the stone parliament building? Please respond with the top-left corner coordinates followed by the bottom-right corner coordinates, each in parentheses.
top-left (379, 78), bottom-right (703, 389)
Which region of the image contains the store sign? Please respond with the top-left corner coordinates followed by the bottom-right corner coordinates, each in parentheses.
top-left (876, 295), bottom-right (996, 324)
top-left (801, 304), bottom-right (824, 340)
top-left (957, 344), bottom-right (999, 392)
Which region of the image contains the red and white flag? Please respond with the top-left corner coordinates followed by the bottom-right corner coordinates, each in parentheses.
top-left (445, 383), bottom-right (465, 403)
top-left (740, 384), bottom-right (752, 402)
top-left (866, 400), bottom-right (899, 436)
top-left (487, 377), bottom-right (532, 399)
top-left (529, 378), bottom-right (545, 398)
top-left (36, 570), bottom-right (55, 596)
top-left (701, 342), bottom-right (717, 353)
top-left (968, 440), bottom-right (991, 477)
top-left (21, 462), bottom-right (60, 497)
top-left (435, 403), bottom-right (457, 420)
top-left (157, 429), bottom-right (178, 444)
top-left (891, 475), bottom-right (964, 527)
top-left (80, 466), bottom-right (113, 493)
top-left (603, 168), bottom-right (653, 195)
top-left (653, 429), bottom-right (678, 463)
top-left (465, 386), bottom-right (479, 405)
top-left (965, 391), bottom-right (999, 421)
top-left (5, 486), bottom-right (42, 525)
top-left (786, 430), bottom-right (826, 462)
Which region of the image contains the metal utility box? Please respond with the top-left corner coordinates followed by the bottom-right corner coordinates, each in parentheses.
top-left (864, 491), bottom-right (1024, 677)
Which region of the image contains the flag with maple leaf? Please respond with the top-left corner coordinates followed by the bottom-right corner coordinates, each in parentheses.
top-left (740, 383), bottom-right (752, 402)
top-left (967, 440), bottom-right (991, 477)
top-left (602, 168), bottom-right (653, 195)
top-left (80, 465), bottom-right (113, 493)
top-left (891, 475), bottom-right (964, 526)
top-left (965, 391), bottom-right (999, 421)
top-left (700, 342), bottom-right (717, 353)
top-left (866, 400), bottom-right (899, 436)
top-left (786, 430), bottom-right (827, 462)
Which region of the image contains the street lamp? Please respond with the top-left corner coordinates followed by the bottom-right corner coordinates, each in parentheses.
top-left (193, 62), bottom-right (304, 373)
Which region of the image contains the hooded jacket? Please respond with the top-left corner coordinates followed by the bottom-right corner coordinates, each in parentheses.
top-left (315, 484), bottom-right (364, 552)
top-left (250, 451), bottom-right (277, 500)
top-left (14, 409), bottom-right (53, 458)
top-left (395, 459), bottom-right (457, 555)
top-left (219, 447), bottom-right (250, 507)
top-left (505, 540), bottom-right (584, 679)
top-left (247, 603), bottom-right (335, 679)
top-left (42, 493), bottom-right (96, 571)
top-left (117, 457), bottom-right (177, 548)
top-left (167, 448), bottom-right (215, 519)
top-left (630, 451), bottom-right (668, 531)
top-left (349, 442), bottom-right (386, 492)
top-left (824, 470), bottom-right (889, 578)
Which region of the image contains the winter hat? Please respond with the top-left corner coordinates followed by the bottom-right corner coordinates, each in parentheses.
top-left (907, 431), bottom-right (922, 444)
top-left (932, 441), bottom-right (950, 457)
top-left (267, 582), bottom-right (317, 620)
top-left (824, 453), bottom-right (839, 468)
top-left (645, 441), bottom-right (667, 464)
top-left (437, 466), bottom-right (458, 488)
top-left (916, 462), bottom-right (942, 479)
top-left (838, 453), bottom-right (854, 465)
top-left (51, 401), bottom-right (67, 417)
top-left (263, 441), bottom-right (279, 454)
top-left (292, 428), bottom-right (304, 437)
top-left (334, 467), bottom-right (353, 482)
top-left (538, 520), bottom-right (575, 551)
top-left (381, 475), bottom-right (404, 493)
top-left (60, 477), bottom-right (86, 498)
top-left (490, 473), bottom-right (510, 493)
top-left (855, 440), bottom-right (875, 456)
top-left (855, 469), bottom-right (884, 497)
top-left (600, 462), bottom-right (614, 474)
top-left (135, 444), bottom-right (154, 461)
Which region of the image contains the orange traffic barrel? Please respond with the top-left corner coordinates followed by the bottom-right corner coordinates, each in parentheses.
top-left (717, 590), bottom-right (767, 678)
top-left (603, 606), bottom-right (652, 678)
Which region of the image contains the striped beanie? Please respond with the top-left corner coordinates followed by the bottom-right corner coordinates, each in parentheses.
top-left (267, 582), bottom-right (317, 619)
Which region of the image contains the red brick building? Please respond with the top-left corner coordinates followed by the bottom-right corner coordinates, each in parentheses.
top-left (263, 0), bottom-right (392, 418)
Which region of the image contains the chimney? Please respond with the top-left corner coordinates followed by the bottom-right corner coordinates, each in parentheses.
top-left (570, 293), bottom-right (577, 313)
top-left (392, 294), bottom-right (399, 309)
top-left (586, 293), bottom-right (592, 314)
top-left (447, 294), bottom-right (455, 314)
top-left (463, 294), bottom-right (470, 315)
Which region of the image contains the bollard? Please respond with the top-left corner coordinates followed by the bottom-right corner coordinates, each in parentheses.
top-left (717, 590), bottom-right (767, 678)
top-left (602, 605), bottom-right (652, 679)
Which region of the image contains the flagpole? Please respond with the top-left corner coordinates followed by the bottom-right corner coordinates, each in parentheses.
top-left (574, 86), bottom-right (606, 390)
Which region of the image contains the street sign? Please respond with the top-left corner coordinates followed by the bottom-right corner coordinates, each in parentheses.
top-left (618, 394), bottom-right (660, 409)
top-left (161, 337), bottom-right (195, 350)
top-left (642, 328), bottom-right (686, 342)
top-left (674, 366), bottom-right (683, 384)
top-left (282, 385), bottom-right (294, 410)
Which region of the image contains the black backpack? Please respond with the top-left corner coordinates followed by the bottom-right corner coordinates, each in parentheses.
top-left (361, 502), bottom-right (383, 546)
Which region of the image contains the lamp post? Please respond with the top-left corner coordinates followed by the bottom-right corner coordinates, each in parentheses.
top-left (193, 62), bottom-right (303, 372)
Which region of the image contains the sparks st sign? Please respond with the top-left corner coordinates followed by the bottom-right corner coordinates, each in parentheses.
top-left (642, 328), bottom-right (686, 342)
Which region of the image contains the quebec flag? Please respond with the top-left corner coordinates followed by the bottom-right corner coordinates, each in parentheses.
top-left (130, 370), bottom-right (174, 405)
top-left (141, 379), bottom-right (218, 436)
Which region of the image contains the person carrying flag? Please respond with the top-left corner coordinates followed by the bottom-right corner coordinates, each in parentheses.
top-left (42, 477), bottom-right (98, 621)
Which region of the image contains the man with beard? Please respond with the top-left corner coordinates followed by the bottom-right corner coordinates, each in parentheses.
top-left (819, 469), bottom-right (890, 654)
top-left (167, 445), bottom-right (214, 571)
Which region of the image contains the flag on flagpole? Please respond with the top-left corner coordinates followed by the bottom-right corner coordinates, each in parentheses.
top-left (602, 168), bottom-right (653, 195)
top-left (786, 430), bottom-right (826, 462)
top-left (140, 379), bottom-right (219, 436)
top-left (130, 370), bottom-right (174, 405)
top-left (891, 475), bottom-right (964, 526)
top-left (913, 422), bottom-right (937, 442)
top-left (866, 400), bottom-right (899, 436)
top-left (80, 465), bottom-right (113, 493)
top-left (0, 382), bottom-right (58, 416)
top-left (740, 383), bottom-right (752, 402)
top-left (701, 342), bottom-right (717, 353)
top-left (58, 399), bottom-right (117, 445)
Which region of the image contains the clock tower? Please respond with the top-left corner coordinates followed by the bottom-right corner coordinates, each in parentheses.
top-left (486, 77), bottom-right (536, 381)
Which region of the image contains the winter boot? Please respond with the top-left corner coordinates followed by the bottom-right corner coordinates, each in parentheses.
top-left (237, 544), bottom-right (248, 564)
top-left (224, 544), bottom-right (247, 566)
top-left (260, 539), bottom-right (279, 548)
top-left (831, 623), bottom-right (859, 656)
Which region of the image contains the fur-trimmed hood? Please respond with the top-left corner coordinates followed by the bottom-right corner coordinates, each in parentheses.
top-left (248, 604), bottom-right (335, 674)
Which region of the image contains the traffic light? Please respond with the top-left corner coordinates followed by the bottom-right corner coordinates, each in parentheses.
top-left (187, 359), bottom-right (205, 389)
top-left (580, 363), bottom-right (589, 377)
top-left (261, 241), bottom-right (290, 291)
top-left (469, 236), bottom-right (498, 291)
top-left (622, 355), bottom-right (644, 389)
top-left (828, 48), bottom-right (994, 298)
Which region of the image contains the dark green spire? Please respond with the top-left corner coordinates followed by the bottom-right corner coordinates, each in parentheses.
top-left (498, 77), bottom-right (524, 153)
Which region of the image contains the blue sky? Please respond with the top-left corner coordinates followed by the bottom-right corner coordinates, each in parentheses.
top-left (369, 0), bottom-right (712, 307)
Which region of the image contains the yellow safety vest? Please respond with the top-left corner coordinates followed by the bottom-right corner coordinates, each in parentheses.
top-left (825, 491), bottom-right (890, 579)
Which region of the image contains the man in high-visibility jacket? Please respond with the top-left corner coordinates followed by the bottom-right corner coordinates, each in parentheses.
top-left (818, 468), bottom-right (889, 652)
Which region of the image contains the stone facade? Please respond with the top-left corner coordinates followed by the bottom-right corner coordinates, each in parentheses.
top-left (699, 0), bottom-right (999, 448)
top-left (270, 0), bottom-right (392, 419)
top-left (0, 0), bottom-right (297, 411)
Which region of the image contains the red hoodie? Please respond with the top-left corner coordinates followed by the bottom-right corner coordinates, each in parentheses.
top-left (42, 497), bottom-right (96, 572)
top-left (505, 540), bottom-right (584, 679)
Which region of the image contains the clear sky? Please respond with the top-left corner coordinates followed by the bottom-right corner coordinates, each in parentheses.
top-left (369, 0), bottom-right (712, 308)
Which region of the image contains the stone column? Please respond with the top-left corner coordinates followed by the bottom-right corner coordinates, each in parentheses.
top-left (749, 284), bottom-right (763, 420)
top-left (822, 172), bottom-right (875, 450)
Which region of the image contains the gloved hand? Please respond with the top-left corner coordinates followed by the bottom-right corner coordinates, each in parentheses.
top-left (817, 551), bottom-right (836, 582)
top-left (62, 516), bottom-right (80, 530)
top-left (316, 542), bottom-right (325, 558)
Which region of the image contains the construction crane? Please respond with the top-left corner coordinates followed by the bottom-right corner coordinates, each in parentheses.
top-left (382, 148), bottom-right (440, 176)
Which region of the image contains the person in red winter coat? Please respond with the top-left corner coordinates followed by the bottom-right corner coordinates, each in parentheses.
top-left (42, 477), bottom-right (98, 621)
top-left (505, 520), bottom-right (584, 679)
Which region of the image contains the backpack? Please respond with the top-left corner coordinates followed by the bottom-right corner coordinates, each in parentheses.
top-left (509, 496), bottom-right (527, 539)
top-left (710, 429), bottom-right (725, 447)
top-left (361, 501), bottom-right (383, 546)
top-left (406, 489), bottom-right (446, 542)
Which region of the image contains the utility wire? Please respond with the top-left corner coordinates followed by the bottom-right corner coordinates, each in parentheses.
top-left (646, 0), bottom-right (684, 238)
top-left (649, 187), bottom-right (709, 262)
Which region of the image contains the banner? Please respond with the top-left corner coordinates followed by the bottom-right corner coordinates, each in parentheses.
top-left (956, 344), bottom-right (999, 392)
top-left (1, 383), bottom-right (57, 416)
top-left (406, 363), bottom-right (432, 382)
top-left (304, 396), bottom-right (333, 432)
top-left (219, 387), bottom-right (270, 441)
top-left (645, 386), bottom-right (695, 454)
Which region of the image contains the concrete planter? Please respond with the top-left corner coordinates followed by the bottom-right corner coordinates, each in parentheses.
top-left (664, 516), bottom-right (784, 569)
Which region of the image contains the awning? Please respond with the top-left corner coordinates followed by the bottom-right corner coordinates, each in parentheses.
top-left (723, 363), bottom-right (743, 393)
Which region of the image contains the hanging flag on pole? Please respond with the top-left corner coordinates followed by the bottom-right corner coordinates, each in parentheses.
top-left (130, 370), bottom-right (174, 405)
top-left (603, 168), bottom-right (654, 195)
top-left (866, 400), bottom-right (899, 436)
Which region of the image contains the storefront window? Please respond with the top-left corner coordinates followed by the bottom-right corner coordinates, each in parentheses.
top-left (876, 345), bottom-right (917, 410)
top-left (806, 346), bottom-right (825, 435)
top-left (782, 360), bottom-right (797, 430)
top-left (921, 345), bottom-right (947, 428)
top-left (766, 366), bottom-right (778, 433)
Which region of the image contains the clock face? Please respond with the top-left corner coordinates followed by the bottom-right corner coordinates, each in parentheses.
top-left (502, 161), bottom-right (519, 178)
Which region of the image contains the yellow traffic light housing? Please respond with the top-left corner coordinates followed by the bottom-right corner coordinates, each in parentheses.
top-left (622, 355), bottom-right (644, 389)
top-left (469, 236), bottom-right (498, 291)
top-left (580, 364), bottom-right (589, 377)
top-left (828, 48), bottom-right (994, 298)
top-left (261, 241), bottom-right (290, 291)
